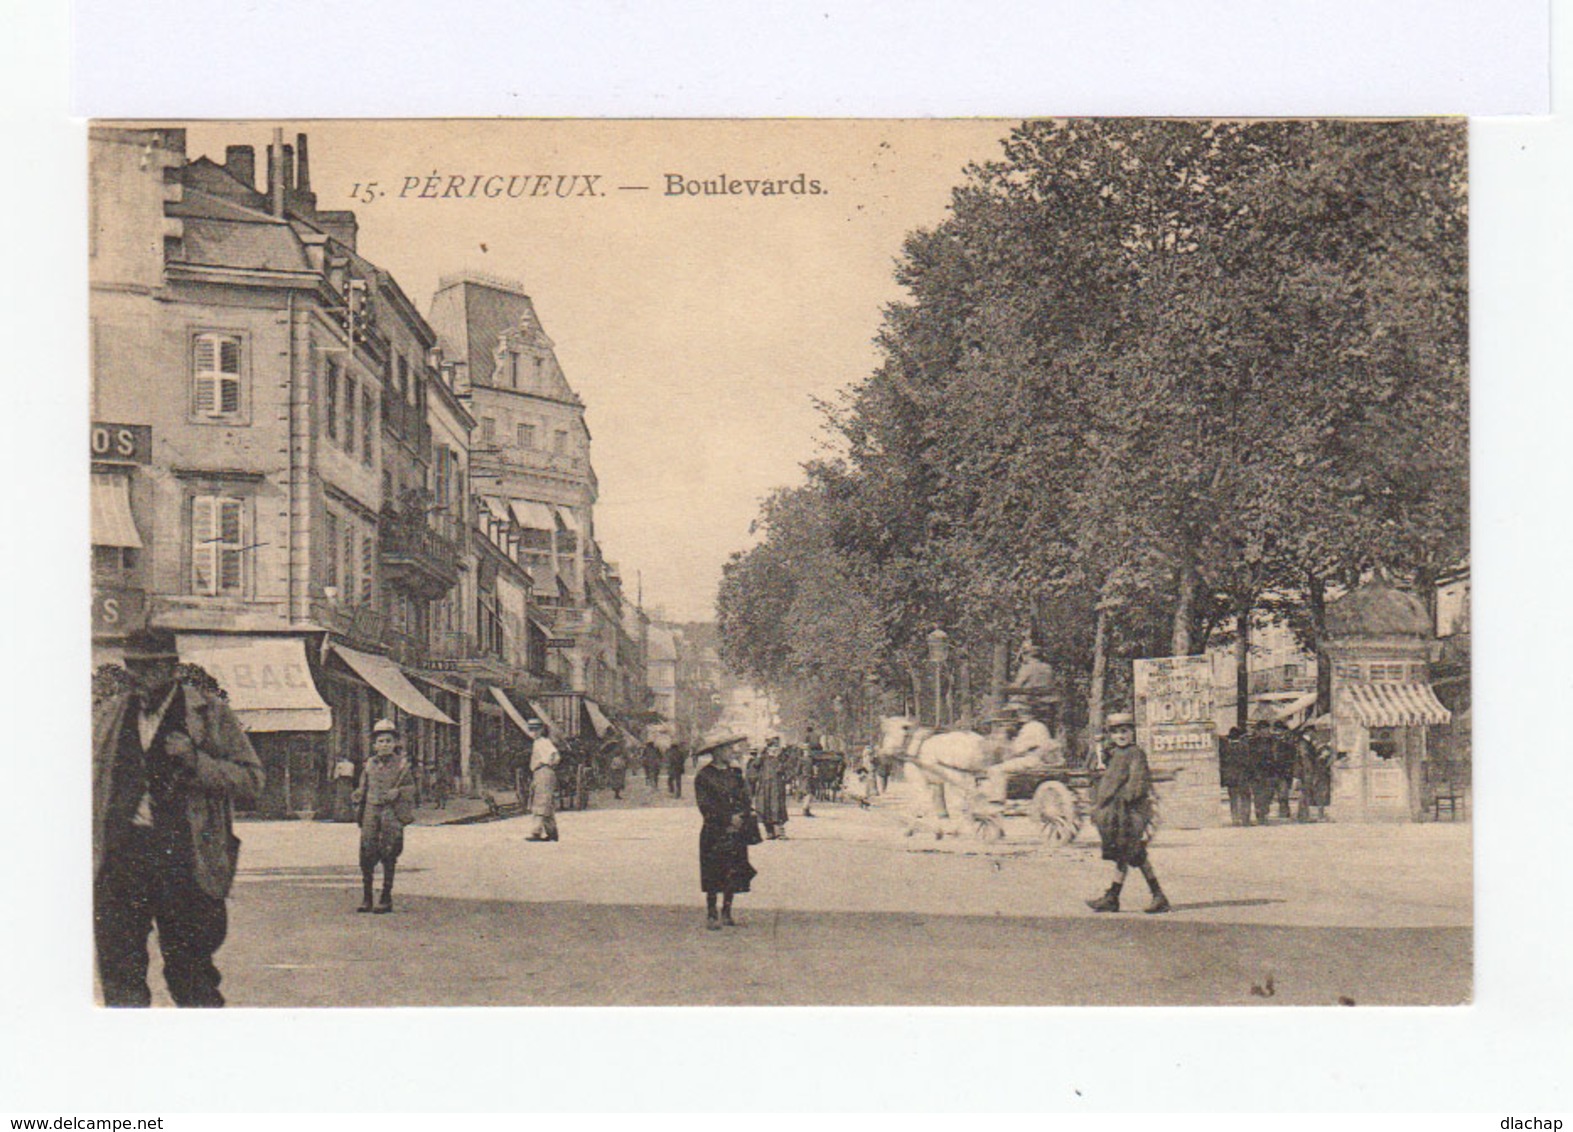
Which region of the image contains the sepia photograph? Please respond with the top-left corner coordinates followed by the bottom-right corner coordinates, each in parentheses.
top-left (86, 116), bottom-right (1470, 1009)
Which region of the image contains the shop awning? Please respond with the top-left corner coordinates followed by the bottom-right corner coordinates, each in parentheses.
top-left (176, 634), bottom-right (331, 732)
top-left (1341, 682), bottom-right (1452, 728)
top-left (489, 686), bottom-right (535, 735)
top-left (509, 499), bottom-right (557, 531)
top-left (554, 506), bottom-right (580, 533)
top-left (91, 474), bottom-right (143, 548)
top-left (332, 643), bottom-right (455, 724)
top-left (584, 698), bottom-right (613, 738)
top-left (527, 699), bottom-right (555, 723)
top-left (480, 496), bottom-right (510, 523)
top-left (1255, 691), bottom-right (1318, 723)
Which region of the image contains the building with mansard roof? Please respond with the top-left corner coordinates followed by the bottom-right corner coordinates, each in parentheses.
top-left (429, 273), bottom-right (646, 739)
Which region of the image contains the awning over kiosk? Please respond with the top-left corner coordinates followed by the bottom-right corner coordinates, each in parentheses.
top-left (91, 474), bottom-right (143, 548)
top-left (490, 686), bottom-right (535, 735)
top-left (332, 643), bottom-right (455, 724)
top-left (1342, 683), bottom-right (1452, 728)
top-left (584, 699), bottom-right (613, 738)
top-left (176, 634), bottom-right (331, 731)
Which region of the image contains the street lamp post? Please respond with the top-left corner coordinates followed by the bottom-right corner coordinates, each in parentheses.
top-left (926, 628), bottom-right (950, 729)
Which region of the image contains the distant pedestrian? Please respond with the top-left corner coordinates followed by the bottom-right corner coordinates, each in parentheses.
top-left (666, 741), bottom-right (688, 799)
top-left (694, 733), bottom-right (758, 929)
top-left (524, 718), bottom-right (561, 842)
top-left (603, 740), bottom-right (628, 801)
top-left (353, 718), bottom-right (416, 914)
top-left (1295, 729), bottom-right (1334, 822)
top-left (331, 748), bottom-right (360, 822)
top-left (642, 741), bottom-right (663, 790)
top-left (1085, 712), bottom-right (1170, 915)
top-left (746, 736), bottom-right (790, 838)
top-left (1219, 725), bottom-right (1252, 826)
top-left (93, 628), bottom-right (264, 1006)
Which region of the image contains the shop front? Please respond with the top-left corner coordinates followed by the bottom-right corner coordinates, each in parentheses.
top-left (327, 643), bottom-right (456, 811)
top-left (175, 633), bottom-right (334, 817)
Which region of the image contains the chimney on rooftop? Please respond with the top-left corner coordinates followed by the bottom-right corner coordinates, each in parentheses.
top-left (224, 145), bottom-right (256, 191)
top-left (295, 133), bottom-right (311, 192)
top-left (269, 128), bottom-right (286, 217)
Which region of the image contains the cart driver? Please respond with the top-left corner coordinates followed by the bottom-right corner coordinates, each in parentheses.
top-left (983, 698), bottom-right (1065, 810)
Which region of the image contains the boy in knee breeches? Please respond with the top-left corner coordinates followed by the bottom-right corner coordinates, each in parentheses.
top-left (353, 719), bottom-right (416, 914)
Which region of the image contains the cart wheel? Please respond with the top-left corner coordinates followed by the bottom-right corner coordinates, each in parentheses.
top-left (973, 815), bottom-right (1005, 842)
top-left (1034, 781), bottom-right (1079, 845)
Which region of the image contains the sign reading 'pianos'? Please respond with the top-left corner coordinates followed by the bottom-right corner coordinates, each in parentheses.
top-left (1133, 655), bottom-right (1222, 829)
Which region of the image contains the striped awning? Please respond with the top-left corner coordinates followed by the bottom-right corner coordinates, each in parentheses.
top-left (1341, 682), bottom-right (1452, 728)
top-left (91, 474), bottom-right (143, 548)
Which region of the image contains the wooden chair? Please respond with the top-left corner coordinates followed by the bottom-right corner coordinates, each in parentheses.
top-left (1427, 759), bottom-right (1467, 821)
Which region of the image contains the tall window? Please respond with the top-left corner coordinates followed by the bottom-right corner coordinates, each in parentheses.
top-left (191, 495), bottom-right (246, 596)
top-left (553, 430), bottom-right (568, 455)
top-left (509, 352), bottom-right (520, 389)
top-left (325, 359), bottom-right (339, 440)
top-left (517, 423), bottom-right (535, 449)
top-left (193, 333), bottom-right (243, 419)
top-left (343, 375), bottom-right (358, 456)
top-left (481, 417), bottom-right (496, 446)
top-left (361, 389), bottom-right (375, 465)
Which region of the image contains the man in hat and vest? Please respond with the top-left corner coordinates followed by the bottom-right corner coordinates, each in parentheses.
top-left (983, 698), bottom-right (1065, 811)
top-left (352, 718), bottom-right (416, 913)
top-left (92, 628), bottom-right (264, 1006)
top-left (1086, 712), bottom-right (1170, 914)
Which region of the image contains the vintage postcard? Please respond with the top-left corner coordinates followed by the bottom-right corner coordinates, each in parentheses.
top-left (87, 118), bottom-right (1469, 1008)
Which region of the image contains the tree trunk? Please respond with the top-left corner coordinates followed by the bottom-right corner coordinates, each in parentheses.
top-left (989, 637), bottom-right (1009, 717)
top-left (1087, 603), bottom-right (1110, 762)
top-left (1234, 594), bottom-right (1253, 732)
top-left (1171, 554), bottom-right (1199, 656)
top-left (1307, 570), bottom-right (1332, 715)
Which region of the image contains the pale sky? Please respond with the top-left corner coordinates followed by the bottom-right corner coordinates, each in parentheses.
top-left (183, 120), bottom-right (1012, 621)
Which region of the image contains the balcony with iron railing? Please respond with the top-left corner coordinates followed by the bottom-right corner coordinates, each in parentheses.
top-left (379, 505), bottom-right (462, 601)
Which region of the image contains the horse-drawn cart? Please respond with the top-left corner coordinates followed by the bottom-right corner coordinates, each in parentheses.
top-left (975, 765), bottom-right (1174, 844)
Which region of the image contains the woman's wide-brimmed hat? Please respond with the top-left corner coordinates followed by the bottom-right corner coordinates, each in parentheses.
top-left (695, 731), bottom-right (748, 757)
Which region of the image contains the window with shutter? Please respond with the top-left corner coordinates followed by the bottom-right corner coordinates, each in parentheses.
top-left (323, 512), bottom-right (339, 589)
top-left (344, 375), bottom-right (357, 456)
top-left (361, 390), bottom-right (374, 465)
top-left (325, 360), bottom-right (339, 440)
top-left (343, 527), bottom-right (356, 604)
top-left (193, 332), bottom-right (244, 419)
top-left (190, 494), bottom-right (246, 595)
top-left (361, 534), bottom-right (374, 603)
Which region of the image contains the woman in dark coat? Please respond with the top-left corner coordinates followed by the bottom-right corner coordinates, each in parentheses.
top-left (746, 737), bottom-right (790, 838)
top-left (1086, 712), bottom-right (1170, 914)
top-left (694, 733), bottom-right (757, 929)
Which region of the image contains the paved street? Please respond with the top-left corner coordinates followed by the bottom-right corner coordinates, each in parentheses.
top-left (183, 780), bottom-right (1469, 1008)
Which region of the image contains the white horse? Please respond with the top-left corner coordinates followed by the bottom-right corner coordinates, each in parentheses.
top-left (874, 715), bottom-right (995, 838)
